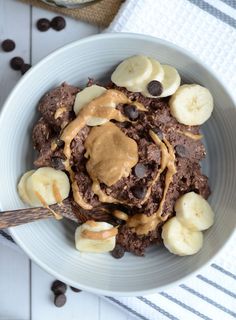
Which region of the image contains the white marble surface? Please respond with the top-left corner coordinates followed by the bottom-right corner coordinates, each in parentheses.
top-left (0, 1), bottom-right (133, 319)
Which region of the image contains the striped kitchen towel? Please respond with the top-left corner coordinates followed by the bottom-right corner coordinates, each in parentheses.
top-left (106, 0), bottom-right (236, 319)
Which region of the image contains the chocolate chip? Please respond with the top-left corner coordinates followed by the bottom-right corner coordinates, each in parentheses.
top-left (111, 244), bottom-right (125, 259)
top-left (70, 286), bottom-right (81, 292)
top-left (51, 16), bottom-right (66, 31)
top-left (134, 163), bottom-right (147, 178)
top-left (56, 138), bottom-right (65, 148)
top-left (1, 39), bottom-right (15, 52)
top-left (175, 145), bottom-right (187, 158)
top-left (51, 280), bottom-right (67, 295)
top-left (152, 127), bottom-right (163, 140)
top-left (123, 104), bottom-right (139, 121)
top-left (147, 80), bottom-right (163, 96)
top-left (36, 18), bottom-right (50, 32)
top-left (21, 63), bottom-right (31, 75)
top-left (131, 185), bottom-right (147, 199)
top-left (10, 57), bottom-right (24, 70)
top-left (54, 293), bottom-right (67, 308)
top-left (51, 157), bottom-right (65, 170)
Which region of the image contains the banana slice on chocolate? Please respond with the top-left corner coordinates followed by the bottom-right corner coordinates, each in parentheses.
top-left (162, 217), bottom-right (203, 256)
top-left (111, 55), bottom-right (153, 88)
top-left (175, 192), bottom-right (214, 231)
top-left (169, 84), bottom-right (214, 125)
top-left (18, 170), bottom-right (35, 204)
top-left (126, 58), bottom-right (164, 93)
top-left (18, 167), bottom-right (70, 207)
top-left (75, 220), bottom-right (117, 253)
top-left (73, 85), bottom-right (115, 126)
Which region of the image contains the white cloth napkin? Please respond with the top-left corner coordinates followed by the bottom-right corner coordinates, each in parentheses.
top-left (105, 0), bottom-right (236, 319)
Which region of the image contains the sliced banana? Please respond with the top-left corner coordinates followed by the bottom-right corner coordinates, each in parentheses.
top-left (158, 65), bottom-right (181, 97)
top-left (18, 170), bottom-right (35, 204)
top-left (127, 58), bottom-right (164, 93)
top-left (175, 192), bottom-right (214, 231)
top-left (18, 167), bottom-right (70, 207)
top-left (162, 217), bottom-right (203, 256)
top-left (169, 84), bottom-right (214, 125)
top-left (111, 55), bottom-right (153, 88)
top-left (73, 85), bottom-right (115, 126)
top-left (75, 221), bottom-right (117, 253)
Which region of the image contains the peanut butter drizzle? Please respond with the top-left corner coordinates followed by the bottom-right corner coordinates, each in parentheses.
top-left (176, 130), bottom-right (203, 140)
top-left (140, 131), bottom-right (169, 205)
top-left (51, 140), bottom-right (57, 152)
top-left (86, 220), bottom-right (98, 227)
top-left (127, 130), bottom-right (176, 235)
top-left (61, 90), bottom-right (130, 161)
top-left (132, 101), bottom-right (147, 111)
top-left (52, 180), bottom-right (63, 203)
top-left (34, 191), bottom-right (62, 220)
top-left (71, 174), bottom-right (93, 210)
top-left (54, 107), bottom-right (67, 119)
top-left (82, 226), bottom-right (118, 240)
top-left (60, 89), bottom-right (142, 209)
top-left (113, 210), bottom-right (129, 221)
top-left (92, 181), bottom-right (121, 204)
top-left (85, 122), bottom-right (138, 186)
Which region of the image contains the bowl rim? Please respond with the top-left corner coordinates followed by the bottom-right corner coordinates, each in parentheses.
top-left (1, 32), bottom-right (235, 296)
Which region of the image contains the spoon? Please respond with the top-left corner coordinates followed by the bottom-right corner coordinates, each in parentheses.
top-left (0, 199), bottom-right (113, 229)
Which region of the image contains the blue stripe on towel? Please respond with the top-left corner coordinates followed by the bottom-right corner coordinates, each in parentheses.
top-left (197, 274), bottom-right (236, 299)
top-left (107, 297), bottom-right (149, 320)
top-left (211, 263), bottom-right (236, 280)
top-left (180, 284), bottom-right (236, 318)
top-left (220, 0), bottom-right (236, 10)
top-left (160, 291), bottom-right (212, 320)
top-left (187, 0), bottom-right (236, 28)
top-left (138, 296), bottom-right (179, 320)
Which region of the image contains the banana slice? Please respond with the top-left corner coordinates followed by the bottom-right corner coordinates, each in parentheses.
top-left (162, 217), bottom-right (203, 256)
top-left (111, 55), bottom-right (153, 88)
top-left (169, 84), bottom-right (214, 125)
top-left (22, 167), bottom-right (70, 206)
top-left (18, 170), bottom-right (35, 204)
top-left (159, 65), bottom-right (181, 97)
top-left (127, 58), bottom-right (164, 93)
top-left (175, 192), bottom-right (214, 231)
top-left (73, 85), bottom-right (115, 127)
top-left (75, 221), bottom-right (117, 253)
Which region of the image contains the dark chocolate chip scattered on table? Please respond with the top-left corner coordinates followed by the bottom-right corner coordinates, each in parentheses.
top-left (36, 18), bottom-right (50, 32)
top-left (10, 57), bottom-right (24, 70)
top-left (70, 286), bottom-right (82, 293)
top-left (111, 244), bottom-right (125, 259)
top-left (54, 293), bottom-right (67, 308)
top-left (147, 80), bottom-right (163, 96)
top-left (131, 185), bottom-right (147, 199)
top-left (50, 16), bottom-right (66, 31)
top-left (123, 104), bottom-right (139, 120)
top-left (1, 39), bottom-right (15, 52)
top-left (21, 63), bottom-right (31, 75)
top-left (51, 280), bottom-right (67, 295)
top-left (134, 163), bottom-right (147, 178)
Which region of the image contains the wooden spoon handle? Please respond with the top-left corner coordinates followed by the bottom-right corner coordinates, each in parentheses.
top-left (0, 206), bottom-right (53, 229)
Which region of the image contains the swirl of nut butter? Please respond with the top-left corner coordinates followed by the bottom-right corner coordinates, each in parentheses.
top-left (60, 89), bottom-right (142, 210)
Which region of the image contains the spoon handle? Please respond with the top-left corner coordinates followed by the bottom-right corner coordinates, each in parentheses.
top-left (0, 200), bottom-right (78, 229)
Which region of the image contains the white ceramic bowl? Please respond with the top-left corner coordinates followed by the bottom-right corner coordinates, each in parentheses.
top-left (0, 33), bottom-right (235, 296)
